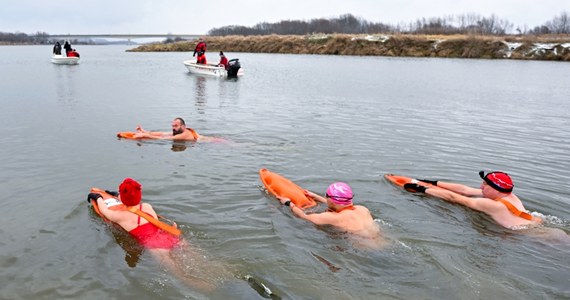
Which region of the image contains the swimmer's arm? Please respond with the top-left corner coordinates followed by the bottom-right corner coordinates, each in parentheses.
top-left (290, 203), bottom-right (337, 225)
top-left (146, 131), bottom-right (195, 141)
top-left (436, 181), bottom-right (483, 197)
top-left (95, 197), bottom-right (123, 222)
top-left (425, 188), bottom-right (486, 212)
top-left (277, 196), bottom-right (338, 226)
top-left (135, 131), bottom-right (172, 139)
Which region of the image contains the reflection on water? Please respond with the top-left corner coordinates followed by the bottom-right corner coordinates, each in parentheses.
top-left (0, 46), bottom-right (569, 299)
top-left (54, 64), bottom-right (78, 106)
top-left (171, 142), bottom-right (188, 152)
top-left (193, 76), bottom-right (207, 114)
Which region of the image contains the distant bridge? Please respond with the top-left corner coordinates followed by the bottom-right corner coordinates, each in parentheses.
top-left (48, 34), bottom-right (202, 41)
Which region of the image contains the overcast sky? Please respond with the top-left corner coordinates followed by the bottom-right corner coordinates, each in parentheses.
top-left (0, 0), bottom-right (566, 34)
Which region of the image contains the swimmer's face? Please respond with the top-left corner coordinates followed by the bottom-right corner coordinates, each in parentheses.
top-left (481, 181), bottom-right (500, 199)
top-left (325, 196), bottom-right (338, 210)
top-left (172, 120), bottom-right (185, 135)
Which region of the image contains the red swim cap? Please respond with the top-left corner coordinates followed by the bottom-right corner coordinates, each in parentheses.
top-left (119, 178), bottom-right (142, 206)
top-left (479, 171), bottom-right (513, 193)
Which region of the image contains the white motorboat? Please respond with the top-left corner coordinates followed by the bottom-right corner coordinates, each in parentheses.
top-left (51, 54), bottom-right (79, 65)
top-left (183, 59), bottom-right (242, 78)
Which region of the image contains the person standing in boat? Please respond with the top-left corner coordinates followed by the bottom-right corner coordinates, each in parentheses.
top-left (218, 51), bottom-right (228, 69)
top-left (277, 182), bottom-right (385, 249)
top-left (193, 38), bottom-right (207, 64)
top-left (63, 40), bottom-right (72, 56)
top-left (53, 42), bottom-right (62, 55)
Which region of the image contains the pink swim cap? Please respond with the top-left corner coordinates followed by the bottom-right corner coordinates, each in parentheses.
top-left (326, 182), bottom-right (353, 205)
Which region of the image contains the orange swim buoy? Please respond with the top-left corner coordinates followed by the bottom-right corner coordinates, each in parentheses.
top-left (384, 174), bottom-right (439, 190)
top-left (116, 132), bottom-right (139, 139)
top-left (259, 168), bottom-right (317, 209)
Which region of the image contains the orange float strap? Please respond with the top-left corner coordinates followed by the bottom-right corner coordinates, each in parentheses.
top-left (126, 206), bottom-right (181, 236)
top-left (328, 205), bottom-right (355, 213)
top-left (89, 187), bottom-right (181, 236)
top-left (259, 168), bottom-right (317, 209)
top-left (496, 198), bottom-right (542, 222)
top-left (187, 128), bottom-right (199, 140)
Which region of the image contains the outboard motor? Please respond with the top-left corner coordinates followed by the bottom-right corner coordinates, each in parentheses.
top-left (227, 58), bottom-right (241, 78)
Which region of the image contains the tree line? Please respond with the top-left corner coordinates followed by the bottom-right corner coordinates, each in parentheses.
top-left (1, 11), bottom-right (568, 44)
top-left (0, 31), bottom-right (84, 44)
top-left (208, 12), bottom-right (570, 36)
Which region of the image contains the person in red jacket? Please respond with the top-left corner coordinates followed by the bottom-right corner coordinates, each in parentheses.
top-left (193, 38), bottom-right (207, 64)
top-left (67, 49), bottom-right (80, 58)
top-left (218, 51), bottom-right (229, 69)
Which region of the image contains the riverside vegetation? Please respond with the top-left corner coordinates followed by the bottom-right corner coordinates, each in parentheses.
top-left (128, 34), bottom-right (570, 61)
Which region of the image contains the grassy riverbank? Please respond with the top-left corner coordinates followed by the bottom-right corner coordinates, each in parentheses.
top-left (128, 34), bottom-right (570, 61)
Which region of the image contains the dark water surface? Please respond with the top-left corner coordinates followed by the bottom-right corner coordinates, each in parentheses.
top-left (1, 45), bottom-right (569, 299)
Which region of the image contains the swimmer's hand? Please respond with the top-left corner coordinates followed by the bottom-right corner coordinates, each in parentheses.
top-left (303, 190), bottom-right (318, 198)
top-left (404, 183), bottom-right (427, 193)
top-left (136, 125), bottom-right (146, 133)
top-left (105, 190), bottom-right (119, 197)
top-left (417, 179), bottom-right (438, 186)
top-left (304, 190), bottom-right (326, 203)
top-left (87, 193), bottom-right (102, 203)
top-left (276, 195), bottom-right (291, 206)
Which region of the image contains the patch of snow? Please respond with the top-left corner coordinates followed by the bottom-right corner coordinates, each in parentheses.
top-left (527, 43), bottom-right (565, 57)
top-left (502, 41), bottom-right (523, 58)
top-left (306, 34), bottom-right (329, 40)
top-left (351, 35), bottom-right (390, 42)
top-left (533, 43), bottom-right (558, 50)
top-left (432, 39), bottom-right (445, 50)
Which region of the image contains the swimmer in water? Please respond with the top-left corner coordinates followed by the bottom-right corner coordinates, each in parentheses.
top-left (404, 171), bottom-right (542, 229)
top-left (277, 182), bottom-right (385, 249)
top-left (134, 117), bottom-right (217, 142)
top-left (88, 178), bottom-right (215, 292)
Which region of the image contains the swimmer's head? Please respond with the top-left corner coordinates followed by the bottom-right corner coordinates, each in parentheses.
top-left (119, 178), bottom-right (142, 206)
top-left (479, 171), bottom-right (513, 193)
top-left (172, 117), bottom-right (186, 135)
top-left (326, 182), bottom-right (353, 205)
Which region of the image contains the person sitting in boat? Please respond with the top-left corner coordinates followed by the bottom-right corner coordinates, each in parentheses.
top-left (87, 178), bottom-right (214, 292)
top-left (403, 171), bottom-right (543, 229)
top-left (53, 42), bottom-right (62, 55)
top-left (67, 49), bottom-right (80, 58)
top-left (277, 182), bottom-right (385, 249)
top-left (134, 117), bottom-right (217, 142)
top-left (193, 38), bottom-right (207, 64)
top-left (218, 51), bottom-right (228, 69)
top-left (63, 40), bottom-right (72, 56)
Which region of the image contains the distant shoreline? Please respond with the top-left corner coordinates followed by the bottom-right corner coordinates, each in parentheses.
top-left (127, 34), bottom-right (570, 61)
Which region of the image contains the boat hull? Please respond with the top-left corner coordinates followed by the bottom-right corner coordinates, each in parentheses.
top-left (183, 60), bottom-right (243, 77)
top-left (183, 60), bottom-right (228, 77)
top-left (51, 55), bottom-right (79, 65)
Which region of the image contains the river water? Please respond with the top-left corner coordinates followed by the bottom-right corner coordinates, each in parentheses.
top-left (1, 45), bottom-right (569, 299)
